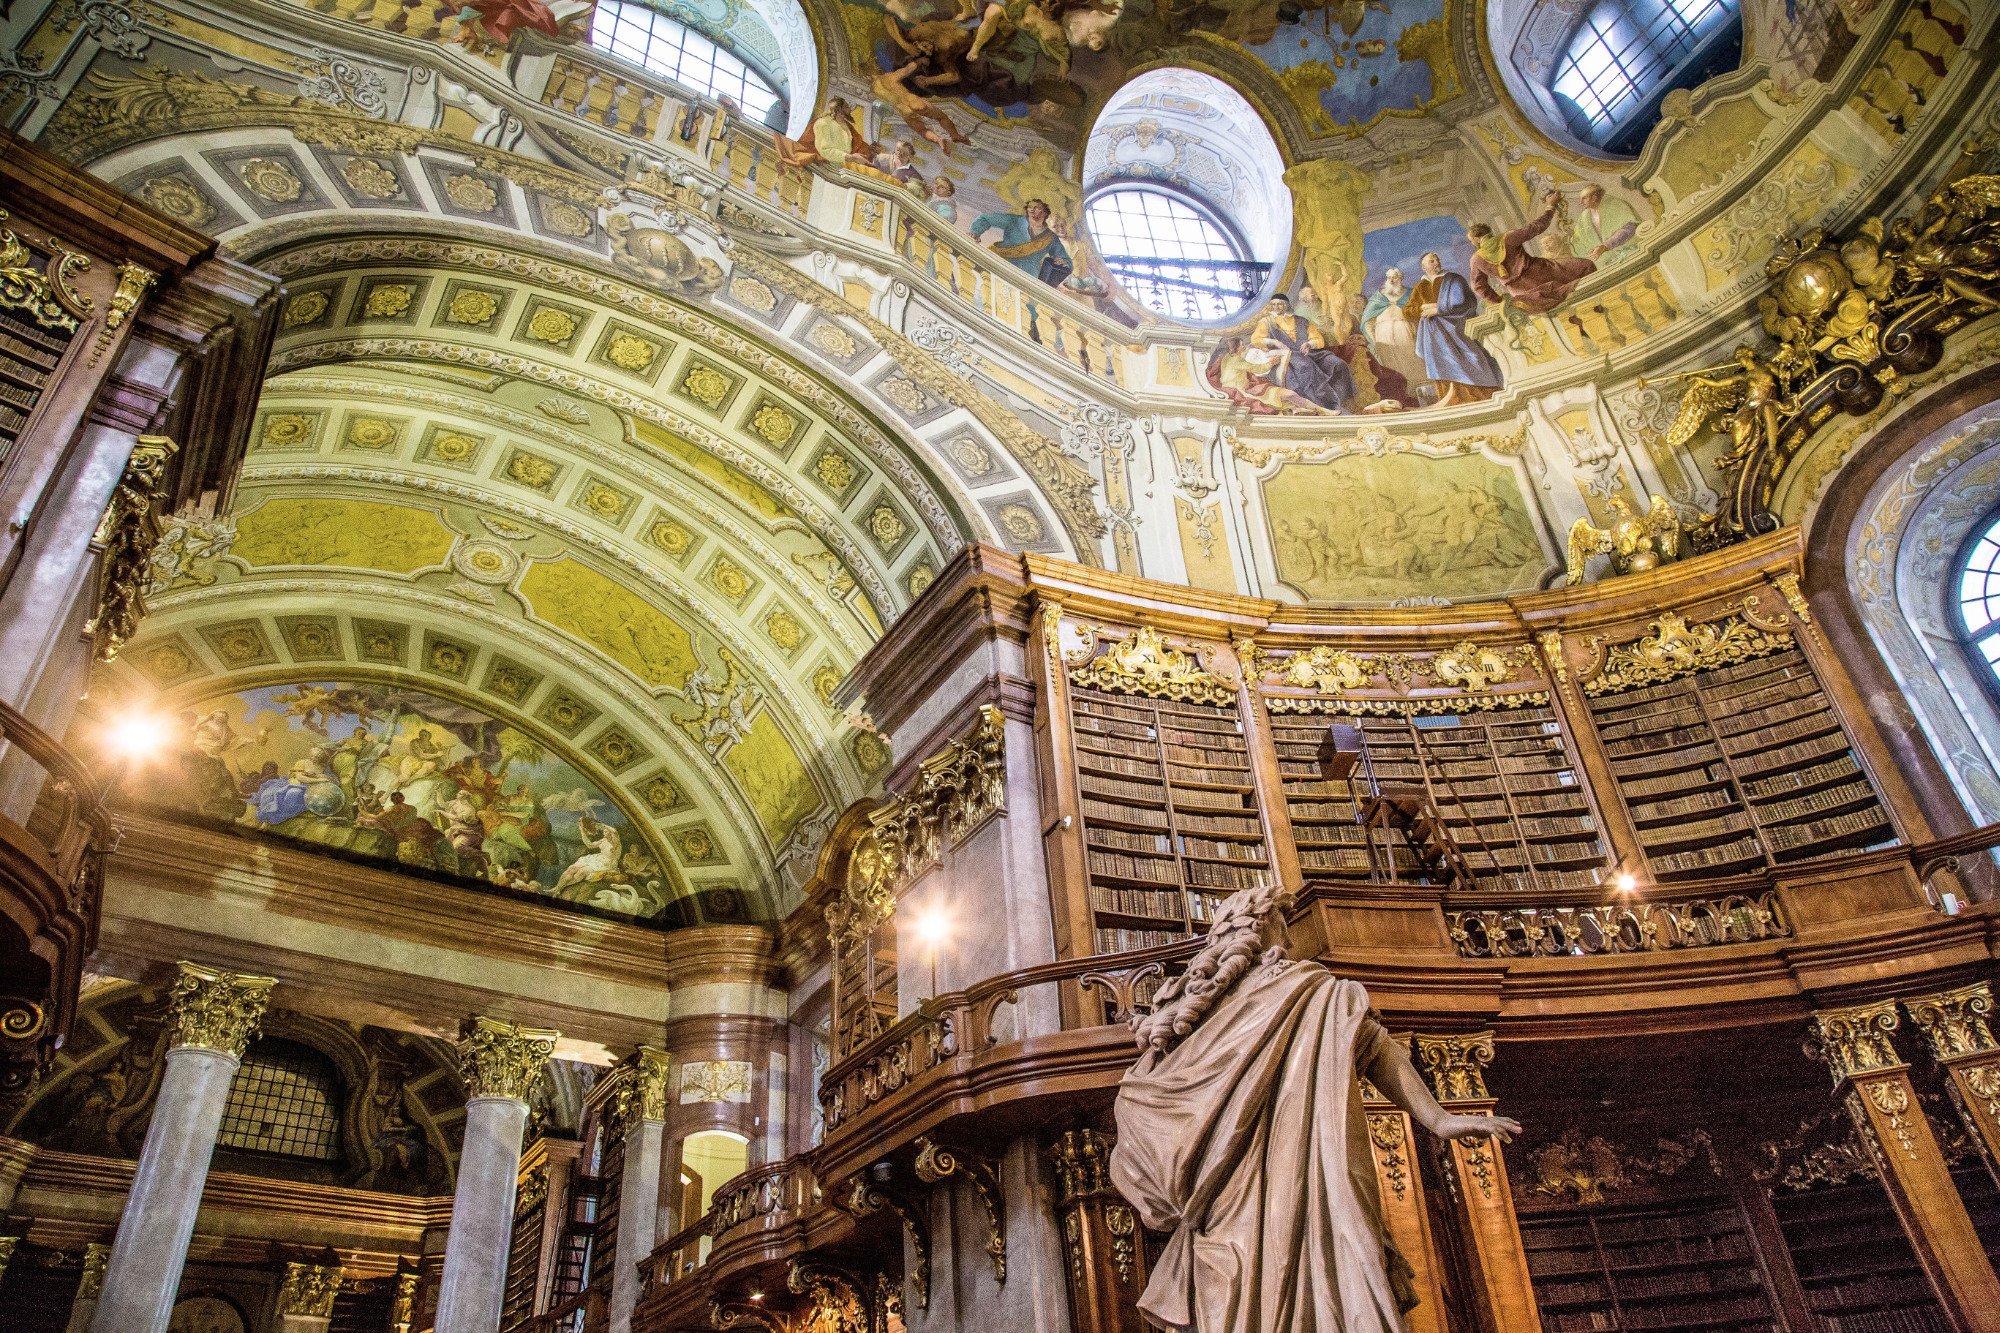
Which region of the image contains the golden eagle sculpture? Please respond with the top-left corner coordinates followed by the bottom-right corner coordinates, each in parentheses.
top-left (1566, 495), bottom-right (1682, 585)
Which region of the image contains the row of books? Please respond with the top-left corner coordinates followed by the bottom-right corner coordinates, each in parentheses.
top-left (1081, 798), bottom-right (1167, 829)
top-left (1089, 886), bottom-right (1182, 920)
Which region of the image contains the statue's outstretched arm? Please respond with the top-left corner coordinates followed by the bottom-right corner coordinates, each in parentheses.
top-left (1365, 1039), bottom-right (1523, 1145)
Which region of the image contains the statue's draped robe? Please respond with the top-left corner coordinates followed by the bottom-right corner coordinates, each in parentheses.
top-left (1111, 961), bottom-right (1416, 1332)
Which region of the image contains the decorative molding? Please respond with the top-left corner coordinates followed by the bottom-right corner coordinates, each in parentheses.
top-left (77, 1242), bottom-right (111, 1300)
top-left (1367, 1112), bottom-right (1413, 1204)
top-left (456, 1015), bottom-right (557, 1102)
top-left (1450, 891), bottom-right (1788, 958)
top-left (845, 705), bottom-right (1006, 925)
top-left (1811, 1000), bottom-right (1904, 1084)
top-left (914, 1136), bottom-right (1005, 1282)
top-left (0, 209), bottom-right (84, 332)
top-left (1521, 1129), bottom-right (1714, 1204)
top-left (1580, 606), bottom-right (1792, 696)
top-left (1537, 630), bottom-right (1569, 685)
top-left (614, 1045), bottom-right (672, 1126)
top-left (1756, 1107), bottom-right (1876, 1190)
top-left (1069, 626), bottom-right (1233, 705)
top-left (88, 435), bottom-right (176, 663)
top-left (1048, 1128), bottom-right (1115, 1204)
top-left (277, 1261), bottom-right (343, 1317)
top-left (1905, 982), bottom-right (1996, 1060)
top-left (164, 960), bottom-right (275, 1057)
top-left (1414, 1031), bottom-right (1494, 1103)
top-left (838, 1175), bottom-right (928, 1309)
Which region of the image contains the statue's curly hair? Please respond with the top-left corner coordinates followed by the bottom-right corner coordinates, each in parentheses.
top-left (1130, 883), bottom-right (1294, 1054)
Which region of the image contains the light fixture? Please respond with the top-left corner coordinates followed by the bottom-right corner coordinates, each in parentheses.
top-left (749, 1291), bottom-right (764, 1303)
top-left (1613, 870), bottom-right (1638, 894)
top-left (914, 904), bottom-right (951, 948)
top-left (104, 709), bottom-right (170, 764)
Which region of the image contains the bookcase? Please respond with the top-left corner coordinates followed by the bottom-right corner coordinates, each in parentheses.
top-left (1519, 1196), bottom-right (1779, 1331)
top-left (1770, 1175), bottom-right (1949, 1333)
top-left (0, 304), bottom-right (73, 470)
top-left (1585, 648), bottom-right (1894, 881)
top-left (1071, 684), bottom-right (1271, 952)
top-left (1267, 705), bottom-right (1606, 892)
top-left (832, 914), bottom-right (899, 1055)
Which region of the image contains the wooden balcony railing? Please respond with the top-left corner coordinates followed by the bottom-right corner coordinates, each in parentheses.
top-left (640, 1154), bottom-right (818, 1297)
top-left (0, 698), bottom-right (112, 1088)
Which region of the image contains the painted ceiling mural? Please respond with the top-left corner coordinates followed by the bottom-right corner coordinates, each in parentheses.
top-left (3, 0), bottom-right (1994, 919)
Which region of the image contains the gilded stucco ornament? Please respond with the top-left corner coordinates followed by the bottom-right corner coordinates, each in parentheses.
top-left (77, 1242), bottom-right (110, 1299)
top-left (456, 1016), bottom-right (558, 1102)
top-left (1656, 175), bottom-right (2000, 534)
top-left (1414, 1031), bottom-right (1494, 1103)
top-left (614, 1046), bottom-right (672, 1126)
top-left (857, 705), bottom-right (1007, 903)
top-left (1070, 626), bottom-right (1234, 705)
top-left (1564, 494), bottom-right (1685, 584)
top-left (1811, 1000), bottom-right (1904, 1084)
top-left (87, 434), bottom-right (177, 663)
top-left (1279, 645), bottom-right (1371, 693)
top-left (1522, 1130), bottom-right (1711, 1204)
top-left (1579, 606), bottom-right (1792, 697)
top-left (165, 961), bottom-right (276, 1057)
top-left (277, 1261), bottom-right (343, 1317)
top-left (0, 210), bottom-right (83, 332)
top-left (914, 1136), bottom-right (1006, 1282)
top-left (1431, 640), bottom-right (1530, 692)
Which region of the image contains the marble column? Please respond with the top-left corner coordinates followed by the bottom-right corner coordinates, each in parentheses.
top-left (1905, 983), bottom-right (2000, 1178)
top-left (275, 1260), bottom-right (343, 1332)
top-left (1413, 1032), bottom-right (1543, 1333)
top-left (610, 1047), bottom-right (671, 1333)
top-left (1811, 1000), bottom-right (2000, 1332)
top-left (90, 963), bottom-right (274, 1333)
top-left (64, 1241), bottom-right (110, 1333)
top-left (432, 1016), bottom-right (557, 1333)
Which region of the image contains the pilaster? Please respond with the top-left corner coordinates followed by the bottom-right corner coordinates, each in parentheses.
top-left (1904, 982), bottom-right (2000, 1181)
top-left (1362, 1064), bottom-right (1447, 1333)
top-left (1413, 1032), bottom-right (1541, 1333)
top-left (1810, 999), bottom-right (2000, 1333)
top-left (65, 1241), bottom-right (110, 1333)
top-left (1047, 1129), bottom-right (1147, 1333)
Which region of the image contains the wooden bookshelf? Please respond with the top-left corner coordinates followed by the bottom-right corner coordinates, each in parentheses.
top-left (1769, 1176), bottom-right (1954, 1333)
top-left (1520, 1197), bottom-right (1779, 1331)
top-left (1071, 684), bottom-right (1270, 952)
top-left (1585, 649), bottom-right (1895, 881)
top-left (1268, 706), bottom-right (1606, 892)
top-left (0, 305), bottom-right (71, 470)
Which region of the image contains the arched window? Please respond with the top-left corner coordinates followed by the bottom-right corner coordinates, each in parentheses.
top-left (217, 1038), bottom-right (342, 1161)
top-left (590, 0), bottom-right (785, 129)
top-left (1085, 186), bottom-right (1262, 323)
top-left (1959, 510), bottom-right (2000, 692)
top-left (1550, 0), bottom-right (1743, 154)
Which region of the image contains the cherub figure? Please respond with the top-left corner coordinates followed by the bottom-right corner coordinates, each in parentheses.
top-left (1566, 494), bottom-right (1683, 584)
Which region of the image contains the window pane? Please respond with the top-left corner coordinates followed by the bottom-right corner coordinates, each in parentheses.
top-left (218, 1039), bottom-right (342, 1161)
top-left (1961, 522), bottom-right (2000, 637)
top-left (1553, 0), bottom-right (1739, 146)
top-left (1085, 187), bottom-right (1258, 323)
top-left (589, 0), bottom-right (782, 123)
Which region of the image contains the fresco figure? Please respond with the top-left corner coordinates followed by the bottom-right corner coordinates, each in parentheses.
top-left (1570, 185), bottom-right (1640, 266)
top-left (1250, 293), bottom-right (1356, 413)
top-left (1403, 251), bottom-right (1503, 407)
top-left (1207, 338), bottom-right (1317, 414)
top-left (775, 98), bottom-right (875, 170)
top-left (1362, 268), bottom-right (1428, 394)
top-left (1467, 194), bottom-right (1598, 314)
top-left (871, 62), bottom-right (971, 154)
top-left (928, 177), bottom-right (963, 226)
top-left (971, 198), bottom-right (1074, 285)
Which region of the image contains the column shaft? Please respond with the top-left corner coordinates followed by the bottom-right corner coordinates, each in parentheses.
top-left (1907, 983), bottom-right (2000, 1184)
top-left (610, 1118), bottom-right (665, 1333)
top-left (433, 1095), bottom-right (530, 1333)
top-left (88, 1048), bottom-right (238, 1333)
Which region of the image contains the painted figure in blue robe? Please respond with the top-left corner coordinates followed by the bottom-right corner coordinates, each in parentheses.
top-left (971, 198), bottom-right (1073, 286)
top-left (1249, 293), bottom-right (1356, 414)
top-left (1404, 251), bottom-right (1503, 407)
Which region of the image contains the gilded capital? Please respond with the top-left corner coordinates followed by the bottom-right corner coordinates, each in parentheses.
top-left (78, 1241), bottom-right (111, 1299)
top-left (0, 1236), bottom-right (17, 1280)
top-left (1414, 1031), bottom-right (1495, 1103)
top-left (457, 1016), bottom-right (558, 1102)
top-left (278, 1261), bottom-right (343, 1317)
top-left (1905, 983), bottom-right (1996, 1061)
top-left (1812, 1000), bottom-right (1904, 1084)
top-left (165, 961), bottom-right (275, 1057)
top-left (614, 1046), bottom-right (672, 1127)
top-left (1048, 1128), bottom-right (1115, 1205)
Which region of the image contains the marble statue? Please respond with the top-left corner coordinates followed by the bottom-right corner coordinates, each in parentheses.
top-left (1110, 884), bottom-right (1520, 1332)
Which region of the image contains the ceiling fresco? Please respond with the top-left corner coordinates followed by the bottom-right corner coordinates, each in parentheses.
top-left (5, 0), bottom-right (1994, 921)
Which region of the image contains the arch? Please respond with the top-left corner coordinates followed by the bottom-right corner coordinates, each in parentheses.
top-left (1957, 509), bottom-right (2000, 705)
top-left (1080, 68), bottom-right (1292, 324)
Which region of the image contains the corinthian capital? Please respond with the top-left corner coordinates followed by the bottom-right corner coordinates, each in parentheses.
top-left (1812, 1000), bottom-right (1904, 1084)
top-left (615, 1046), bottom-right (672, 1127)
top-left (1905, 983), bottom-right (1996, 1060)
top-left (165, 962), bottom-right (276, 1057)
top-left (1414, 1032), bottom-right (1495, 1103)
top-left (457, 1016), bottom-right (558, 1102)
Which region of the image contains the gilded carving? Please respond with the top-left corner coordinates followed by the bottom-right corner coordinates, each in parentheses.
top-left (1069, 626), bottom-right (1234, 706)
top-left (1280, 645), bottom-right (1370, 693)
top-left (236, 157), bottom-right (305, 203)
top-left (681, 364), bottom-right (732, 408)
top-left (1049, 1128), bottom-right (1116, 1203)
top-left (0, 210), bottom-right (81, 331)
top-left (456, 1016), bottom-right (557, 1102)
top-left (855, 705), bottom-right (1006, 907)
top-left (914, 1137), bottom-right (1006, 1282)
top-left (1861, 1078), bottom-right (1921, 1159)
top-left (1367, 1113), bottom-right (1411, 1203)
top-left (363, 283), bottom-right (414, 319)
top-left (0, 1236), bottom-right (17, 1281)
top-left (1812, 1000), bottom-right (1904, 1084)
top-left (277, 1261), bottom-right (343, 1317)
top-left (1770, 572), bottom-right (1814, 626)
top-left (614, 1046), bottom-right (671, 1126)
top-left (526, 306), bottom-right (578, 344)
top-left (1756, 1106), bottom-right (1876, 1190)
top-left (1565, 494), bottom-right (1686, 584)
top-left (1905, 983), bottom-right (1995, 1060)
top-left (1414, 1031), bottom-right (1493, 1103)
top-left (1431, 640), bottom-right (1527, 692)
top-left (104, 262), bottom-right (154, 331)
top-left (165, 961), bottom-right (276, 1057)
top-left (88, 434), bottom-right (176, 663)
top-left (446, 289), bottom-right (499, 325)
top-left (605, 333), bottom-right (659, 372)
top-left (444, 173), bottom-right (500, 213)
top-left (77, 1242), bottom-right (110, 1299)
top-left (1105, 1203), bottom-right (1137, 1285)
top-left (340, 156), bottom-right (403, 200)
top-left (751, 404), bottom-right (796, 445)
top-left (1537, 630), bottom-right (1569, 685)
top-left (1580, 607), bottom-right (1791, 696)
top-left (1523, 1130), bottom-right (1709, 1204)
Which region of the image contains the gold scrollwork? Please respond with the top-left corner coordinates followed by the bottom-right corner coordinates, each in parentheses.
top-left (457, 1015), bottom-right (558, 1102)
top-left (1580, 606), bottom-right (1792, 696)
top-left (0, 210), bottom-right (83, 332)
top-left (914, 1136), bottom-right (1006, 1282)
top-left (1070, 626), bottom-right (1234, 705)
top-left (88, 435), bottom-right (177, 663)
top-left (1904, 982), bottom-right (1995, 1060)
top-left (1432, 640), bottom-right (1531, 692)
top-left (1414, 1031), bottom-right (1494, 1103)
top-left (1523, 1129), bottom-right (1711, 1204)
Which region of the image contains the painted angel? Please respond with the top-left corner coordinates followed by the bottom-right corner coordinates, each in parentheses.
top-left (1566, 494), bottom-right (1682, 584)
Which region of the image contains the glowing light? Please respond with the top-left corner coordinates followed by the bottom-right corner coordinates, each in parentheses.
top-left (914, 905), bottom-right (951, 949)
top-left (105, 710), bottom-right (170, 762)
top-left (1614, 871), bottom-right (1639, 894)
